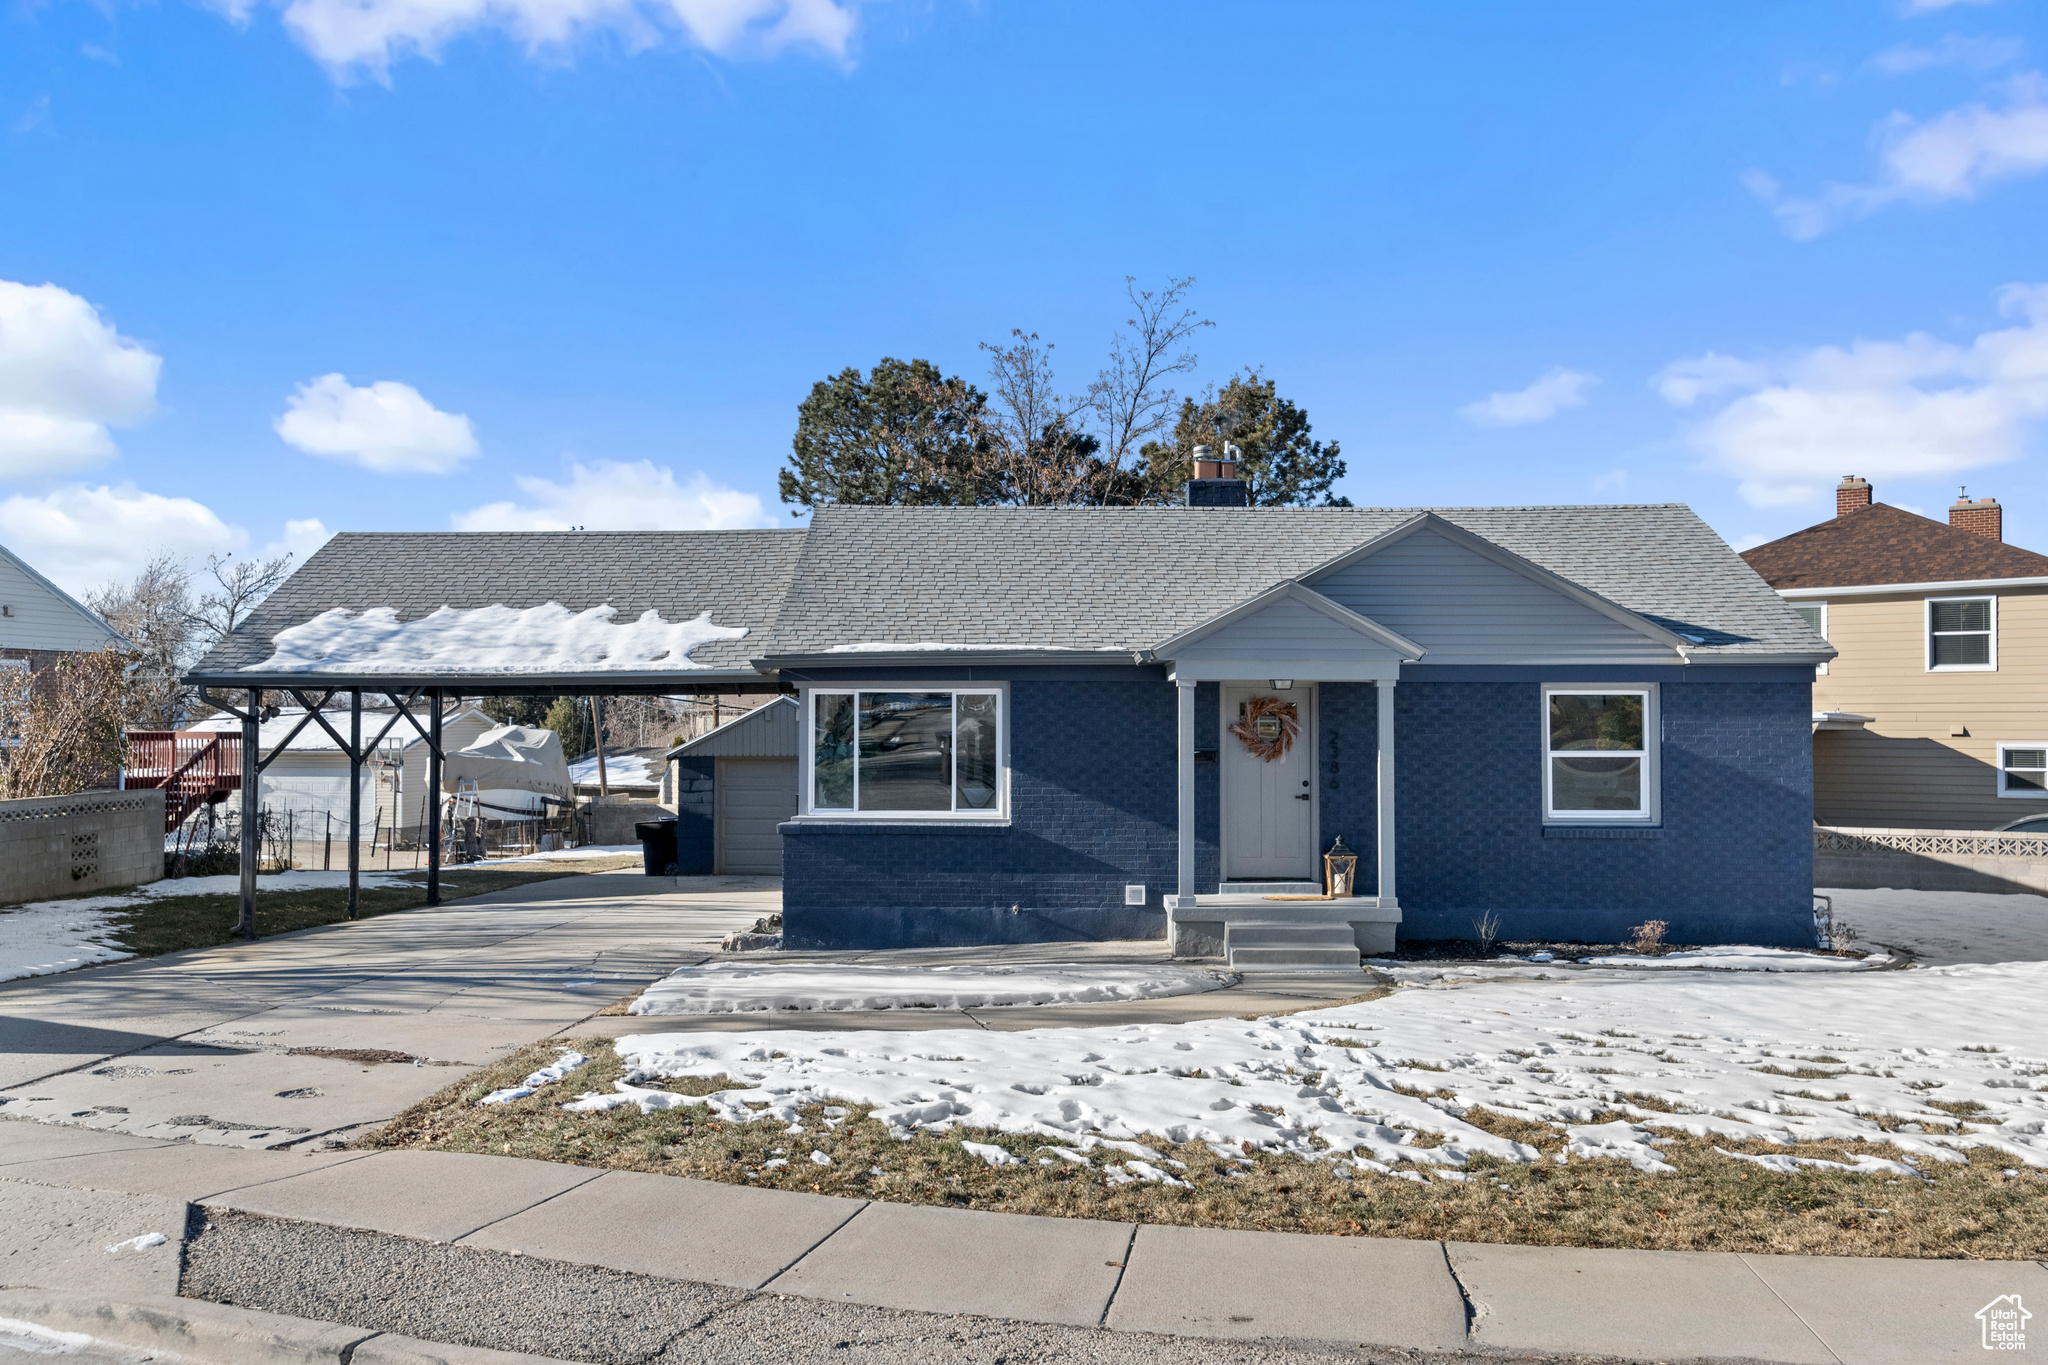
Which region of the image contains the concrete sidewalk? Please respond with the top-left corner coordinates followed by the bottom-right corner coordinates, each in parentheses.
top-left (3, 1118), bottom-right (2042, 1365)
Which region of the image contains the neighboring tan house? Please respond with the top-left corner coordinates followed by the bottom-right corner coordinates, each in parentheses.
top-left (0, 542), bottom-right (128, 679)
top-left (1742, 476), bottom-right (2048, 830)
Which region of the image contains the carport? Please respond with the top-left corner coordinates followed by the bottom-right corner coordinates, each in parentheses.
top-left (185, 530), bottom-right (800, 937)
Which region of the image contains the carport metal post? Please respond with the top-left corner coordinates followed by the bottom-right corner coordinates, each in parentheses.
top-left (238, 687), bottom-right (259, 940)
top-left (427, 689), bottom-right (443, 906)
top-left (348, 690), bottom-right (362, 921)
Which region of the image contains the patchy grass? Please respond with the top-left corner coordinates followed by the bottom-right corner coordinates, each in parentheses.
top-left (363, 1037), bottom-right (2048, 1260)
top-left (96, 865), bottom-right (602, 958)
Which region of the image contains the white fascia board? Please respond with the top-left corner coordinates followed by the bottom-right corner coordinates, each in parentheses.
top-left (1298, 511), bottom-right (1693, 655)
top-left (1152, 581), bottom-right (1427, 661)
top-left (1779, 576), bottom-right (2048, 599)
top-left (754, 650), bottom-right (1138, 670)
top-left (0, 542), bottom-right (132, 650)
top-left (1678, 651), bottom-right (1836, 667)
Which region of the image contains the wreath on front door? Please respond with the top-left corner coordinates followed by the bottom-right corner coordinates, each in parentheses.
top-left (1229, 696), bottom-right (1299, 763)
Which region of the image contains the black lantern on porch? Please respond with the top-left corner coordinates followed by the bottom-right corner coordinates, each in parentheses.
top-left (1324, 835), bottom-right (1359, 898)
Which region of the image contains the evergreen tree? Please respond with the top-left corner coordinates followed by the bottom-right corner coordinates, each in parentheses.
top-left (778, 358), bottom-right (989, 513)
top-left (542, 695), bottom-right (594, 759)
top-left (1136, 370), bottom-right (1350, 507)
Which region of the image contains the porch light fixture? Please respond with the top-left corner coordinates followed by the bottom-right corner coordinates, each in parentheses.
top-left (1324, 835), bottom-right (1359, 899)
top-left (1271, 679), bottom-right (1294, 690)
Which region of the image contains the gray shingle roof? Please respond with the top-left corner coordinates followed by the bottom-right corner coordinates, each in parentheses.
top-left (761, 503), bottom-right (1818, 661)
top-left (188, 530), bottom-right (805, 684)
top-left (187, 504), bottom-right (1822, 687)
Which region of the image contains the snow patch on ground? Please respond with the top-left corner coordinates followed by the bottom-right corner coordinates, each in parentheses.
top-left (1365, 945), bottom-right (1888, 986)
top-left (462, 844), bottom-right (644, 868)
top-left (479, 1049), bottom-right (588, 1105)
top-left (627, 962), bottom-right (1236, 1015)
top-left (0, 869), bottom-right (419, 983)
top-left (584, 960), bottom-right (2048, 1179)
top-left (1575, 946), bottom-right (1887, 972)
top-left (570, 754), bottom-right (657, 788)
top-left (253, 602), bottom-right (747, 675)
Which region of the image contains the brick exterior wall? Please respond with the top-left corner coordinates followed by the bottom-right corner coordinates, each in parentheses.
top-left (674, 756), bottom-right (714, 874)
top-left (1393, 676), bottom-right (1814, 945)
top-left (0, 647), bottom-right (68, 675)
top-left (783, 680), bottom-right (1190, 949)
top-left (781, 670), bottom-right (1815, 950)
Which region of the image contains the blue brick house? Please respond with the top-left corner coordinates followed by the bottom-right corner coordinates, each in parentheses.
top-left (192, 474), bottom-right (1832, 960)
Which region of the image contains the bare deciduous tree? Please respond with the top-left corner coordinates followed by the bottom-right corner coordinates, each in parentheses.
top-left (1085, 276), bottom-right (1211, 492)
top-left (190, 551), bottom-right (296, 649)
top-left (88, 552), bottom-right (197, 729)
top-left (0, 648), bottom-right (136, 798)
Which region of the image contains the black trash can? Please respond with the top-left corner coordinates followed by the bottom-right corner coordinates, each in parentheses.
top-left (635, 818), bottom-right (679, 876)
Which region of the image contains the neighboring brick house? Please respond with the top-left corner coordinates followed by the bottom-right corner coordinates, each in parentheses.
top-left (1741, 476), bottom-right (2048, 830)
top-left (0, 541), bottom-right (128, 681)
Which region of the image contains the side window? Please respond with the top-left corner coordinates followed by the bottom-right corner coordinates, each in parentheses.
top-left (1998, 744), bottom-right (2048, 799)
top-left (1542, 686), bottom-right (1658, 823)
top-left (1928, 596), bottom-right (1995, 671)
top-left (1791, 602), bottom-right (1827, 677)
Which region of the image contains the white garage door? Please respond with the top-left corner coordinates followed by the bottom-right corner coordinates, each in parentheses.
top-left (716, 757), bottom-right (798, 875)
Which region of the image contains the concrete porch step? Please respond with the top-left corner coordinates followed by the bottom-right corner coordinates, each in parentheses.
top-left (1225, 920), bottom-right (1361, 970)
top-left (1217, 881), bottom-right (1323, 896)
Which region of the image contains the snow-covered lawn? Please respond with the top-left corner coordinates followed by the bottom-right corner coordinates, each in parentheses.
top-left (579, 959), bottom-right (2048, 1181)
top-left (627, 962), bottom-right (1236, 1015)
top-left (0, 870), bottom-right (418, 983)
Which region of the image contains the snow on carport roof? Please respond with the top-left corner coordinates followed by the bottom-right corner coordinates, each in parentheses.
top-left (186, 529), bottom-right (805, 692)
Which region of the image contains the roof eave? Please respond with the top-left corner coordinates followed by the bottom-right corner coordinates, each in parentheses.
top-left (1675, 650), bottom-right (1837, 667)
top-left (754, 650), bottom-right (1151, 671)
top-left (186, 667), bottom-right (778, 695)
top-left (1777, 575), bottom-right (2048, 599)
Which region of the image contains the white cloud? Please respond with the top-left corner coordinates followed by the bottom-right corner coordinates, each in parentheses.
top-left (1873, 34), bottom-right (2023, 74)
top-left (1729, 532), bottom-right (1773, 553)
top-left (452, 458), bottom-right (773, 532)
top-left (1756, 73), bottom-right (2048, 238)
top-left (273, 0), bottom-right (855, 80)
top-left (1658, 283), bottom-right (2048, 507)
top-left (0, 280), bottom-right (160, 481)
top-left (1458, 367), bottom-right (1597, 428)
top-left (275, 373), bottom-right (477, 475)
top-left (259, 517), bottom-right (334, 566)
top-left (0, 484), bottom-right (244, 598)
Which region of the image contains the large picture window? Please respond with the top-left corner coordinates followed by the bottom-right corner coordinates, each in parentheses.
top-left (1927, 596), bottom-right (1996, 671)
top-left (807, 688), bottom-right (1004, 817)
top-left (1543, 686), bottom-right (1658, 822)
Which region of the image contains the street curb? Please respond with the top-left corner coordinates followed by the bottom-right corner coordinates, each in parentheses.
top-left (0, 1291), bottom-right (570, 1365)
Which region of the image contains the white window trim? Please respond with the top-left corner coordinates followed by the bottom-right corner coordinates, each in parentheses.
top-left (1792, 601), bottom-right (1828, 676)
top-left (1926, 595), bottom-right (1997, 673)
top-left (1541, 683), bottom-right (1660, 824)
top-left (1996, 742), bottom-right (2048, 800)
top-left (796, 682), bottom-right (1010, 822)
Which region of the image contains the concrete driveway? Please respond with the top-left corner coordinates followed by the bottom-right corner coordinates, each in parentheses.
top-left (0, 872), bottom-right (774, 1149)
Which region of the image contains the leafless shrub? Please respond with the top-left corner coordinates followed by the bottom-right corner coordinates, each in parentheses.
top-left (1472, 909), bottom-right (1502, 956)
top-left (1628, 919), bottom-right (1670, 955)
top-left (0, 647), bottom-right (135, 798)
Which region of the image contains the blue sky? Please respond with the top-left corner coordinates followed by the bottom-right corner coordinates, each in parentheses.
top-left (5, 0), bottom-right (2048, 595)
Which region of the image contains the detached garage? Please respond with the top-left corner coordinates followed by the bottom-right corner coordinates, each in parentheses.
top-left (670, 696), bottom-right (798, 876)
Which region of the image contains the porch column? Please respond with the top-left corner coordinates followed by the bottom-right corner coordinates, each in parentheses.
top-left (1176, 677), bottom-right (1197, 935)
top-left (238, 688), bottom-right (259, 941)
top-left (1375, 677), bottom-right (1398, 907)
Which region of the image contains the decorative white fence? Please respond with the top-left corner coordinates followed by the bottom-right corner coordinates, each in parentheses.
top-left (1815, 823), bottom-right (2048, 894)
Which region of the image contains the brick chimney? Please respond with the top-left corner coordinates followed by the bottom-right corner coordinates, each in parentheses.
top-left (1186, 443), bottom-right (1249, 508)
top-left (1950, 493), bottom-right (2003, 541)
top-left (1836, 476), bottom-right (1872, 517)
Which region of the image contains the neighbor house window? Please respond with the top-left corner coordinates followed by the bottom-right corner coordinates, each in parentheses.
top-left (806, 688), bottom-right (1004, 817)
top-left (1791, 602), bottom-right (1827, 676)
top-left (1928, 596), bottom-right (1996, 671)
top-left (1998, 744), bottom-right (2048, 799)
top-left (1543, 686), bottom-right (1658, 822)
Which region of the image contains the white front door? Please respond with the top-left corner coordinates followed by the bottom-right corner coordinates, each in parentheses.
top-left (1221, 684), bottom-right (1316, 881)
